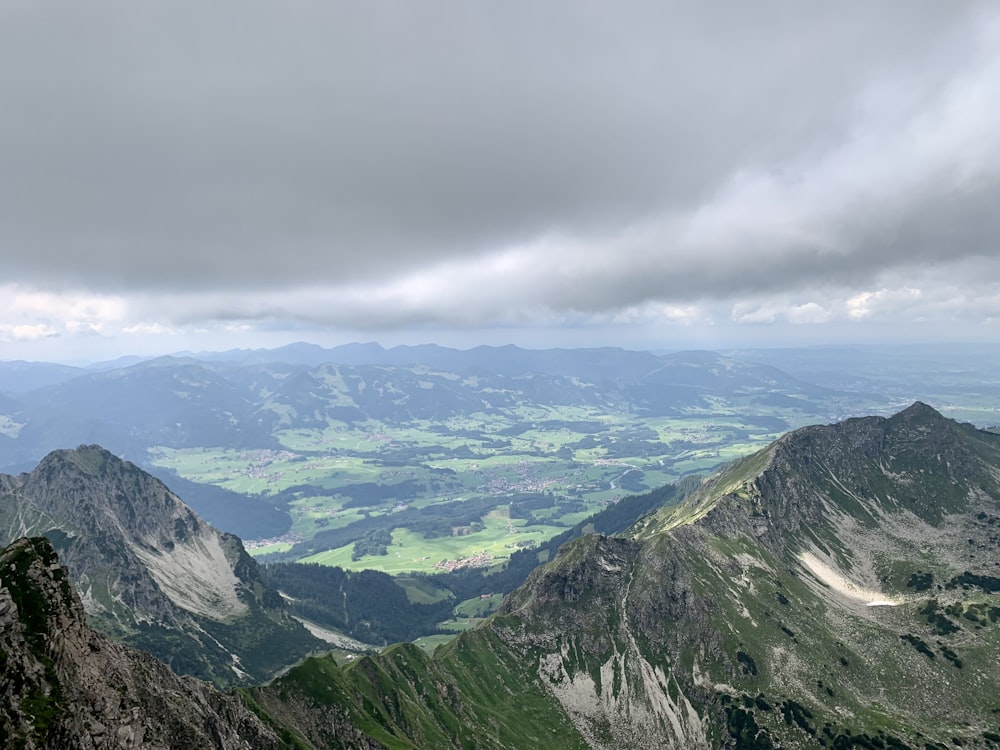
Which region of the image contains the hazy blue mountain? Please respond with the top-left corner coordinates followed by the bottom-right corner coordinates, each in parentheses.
top-left (725, 343), bottom-right (1000, 403)
top-left (0, 360), bottom-right (84, 394)
top-left (2, 343), bottom-right (996, 560)
top-left (9, 357), bottom-right (269, 464)
top-left (179, 341), bottom-right (342, 366)
top-left (180, 341), bottom-right (669, 379)
top-left (0, 345), bottom-right (908, 477)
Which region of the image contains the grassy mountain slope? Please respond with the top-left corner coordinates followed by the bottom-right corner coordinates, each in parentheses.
top-left (246, 632), bottom-right (589, 750)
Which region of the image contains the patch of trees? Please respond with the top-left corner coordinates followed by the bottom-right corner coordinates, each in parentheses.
top-left (496, 423), bottom-right (533, 437)
top-left (946, 571), bottom-right (1000, 592)
top-left (937, 641), bottom-right (963, 668)
top-left (352, 529), bottom-right (392, 561)
top-left (736, 650), bottom-right (759, 675)
top-left (411, 496), bottom-right (500, 538)
top-left (742, 416), bottom-right (789, 431)
top-left (723, 704), bottom-right (776, 749)
top-left (558, 499), bottom-right (586, 514)
top-left (271, 483), bottom-right (343, 505)
top-left (919, 599), bottom-right (961, 635)
top-left (900, 633), bottom-right (935, 659)
top-left (617, 469), bottom-right (648, 492)
top-left (273, 495), bottom-right (505, 561)
top-left (567, 430), bottom-right (666, 459)
top-left (262, 563), bottom-right (453, 645)
top-left (779, 700), bottom-right (815, 736)
top-left (508, 493), bottom-right (560, 525)
top-left (427, 425), bottom-right (484, 438)
top-left (828, 733), bottom-right (913, 750)
top-left (373, 444), bottom-right (479, 462)
top-left (339, 479), bottom-right (426, 509)
top-left (539, 419), bottom-right (610, 433)
top-left (905, 571), bottom-right (933, 591)
top-left (721, 692), bottom-right (918, 750)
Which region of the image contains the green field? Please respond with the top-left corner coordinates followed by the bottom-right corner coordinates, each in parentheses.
top-left (297, 514), bottom-right (563, 575)
top-left (394, 576), bottom-right (453, 605)
top-left (453, 594), bottom-right (504, 619)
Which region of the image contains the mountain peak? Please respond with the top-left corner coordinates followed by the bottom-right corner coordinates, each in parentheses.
top-left (646, 401), bottom-right (1000, 548)
top-left (1, 447), bottom-right (321, 686)
top-left (36, 444), bottom-right (118, 477)
top-left (0, 536), bottom-right (75, 618)
top-left (893, 400), bottom-right (946, 422)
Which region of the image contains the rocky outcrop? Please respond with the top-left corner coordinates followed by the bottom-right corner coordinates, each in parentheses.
top-left (0, 537), bottom-right (287, 749)
top-left (0, 446), bottom-right (320, 686)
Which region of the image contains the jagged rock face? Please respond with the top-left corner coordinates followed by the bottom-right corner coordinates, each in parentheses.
top-left (0, 446), bottom-right (243, 625)
top-left (752, 401), bottom-right (1000, 539)
top-left (0, 537), bottom-right (286, 749)
top-left (0, 446), bottom-right (319, 686)
top-left (497, 534), bottom-right (713, 749)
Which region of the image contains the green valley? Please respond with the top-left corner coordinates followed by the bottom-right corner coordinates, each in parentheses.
top-left (146, 406), bottom-right (825, 573)
top-left (5, 343), bottom-right (1000, 581)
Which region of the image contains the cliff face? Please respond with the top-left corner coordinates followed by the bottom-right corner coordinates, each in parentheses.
top-left (0, 537), bottom-right (286, 749)
top-left (0, 446), bottom-right (319, 686)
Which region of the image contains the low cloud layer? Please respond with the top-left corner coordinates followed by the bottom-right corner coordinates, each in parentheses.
top-left (1, 1), bottom-right (997, 356)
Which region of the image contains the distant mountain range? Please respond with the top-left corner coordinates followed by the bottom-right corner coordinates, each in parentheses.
top-left (0, 344), bottom-right (855, 539)
top-left (2, 404), bottom-right (998, 747)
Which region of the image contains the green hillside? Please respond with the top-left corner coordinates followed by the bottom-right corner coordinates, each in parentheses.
top-left (246, 403), bottom-right (1000, 748)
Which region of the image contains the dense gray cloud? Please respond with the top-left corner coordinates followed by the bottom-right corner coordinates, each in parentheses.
top-left (0, 0), bottom-right (997, 354)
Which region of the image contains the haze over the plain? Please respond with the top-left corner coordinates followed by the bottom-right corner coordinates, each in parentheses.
top-left (2, 1), bottom-right (998, 361)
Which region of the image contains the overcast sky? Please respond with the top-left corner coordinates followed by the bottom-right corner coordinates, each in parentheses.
top-left (2, 1), bottom-right (998, 362)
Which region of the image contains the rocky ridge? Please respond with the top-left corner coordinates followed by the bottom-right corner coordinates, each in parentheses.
top-left (0, 536), bottom-right (286, 749)
top-left (0, 446), bottom-right (320, 686)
